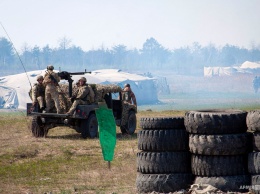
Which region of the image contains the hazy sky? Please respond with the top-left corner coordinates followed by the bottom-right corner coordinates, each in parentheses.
top-left (0, 0), bottom-right (259, 51)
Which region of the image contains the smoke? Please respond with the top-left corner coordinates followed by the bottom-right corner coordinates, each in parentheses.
top-left (138, 72), bottom-right (260, 111)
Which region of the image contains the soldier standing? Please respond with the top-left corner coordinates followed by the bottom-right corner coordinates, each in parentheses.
top-left (66, 77), bottom-right (92, 115)
top-left (122, 83), bottom-right (137, 106)
top-left (31, 75), bottom-right (45, 112)
top-left (43, 65), bottom-right (61, 114)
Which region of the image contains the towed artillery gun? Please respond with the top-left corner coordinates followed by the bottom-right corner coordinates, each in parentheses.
top-left (27, 70), bottom-right (137, 138)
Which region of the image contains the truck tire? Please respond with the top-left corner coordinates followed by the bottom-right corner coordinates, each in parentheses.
top-left (253, 132), bottom-right (260, 151)
top-left (138, 129), bottom-right (188, 151)
top-left (137, 151), bottom-right (191, 174)
top-left (81, 114), bottom-right (98, 139)
top-left (191, 154), bottom-right (247, 176)
top-left (140, 117), bottom-right (185, 129)
top-left (120, 111), bottom-right (136, 134)
top-left (248, 152), bottom-right (260, 174)
top-left (252, 175), bottom-right (260, 194)
top-left (184, 109), bottom-right (247, 134)
top-left (31, 116), bottom-right (45, 137)
top-left (247, 110), bottom-right (260, 131)
top-left (194, 175), bottom-right (250, 192)
top-left (189, 133), bottom-right (251, 155)
top-left (136, 173), bottom-right (193, 193)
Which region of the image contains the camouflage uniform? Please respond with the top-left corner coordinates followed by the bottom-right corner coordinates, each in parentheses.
top-left (87, 85), bottom-right (95, 103)
top-left (122, 85), bottom-right (137, 106)
top-left (43, 68), bottom-right (61, 113)
top-left (67, 81), bottom-right (91, 115)
top-left (31, 76), bottom-right (45, 111)
top-left (121, 84), bottom-right (137, 126)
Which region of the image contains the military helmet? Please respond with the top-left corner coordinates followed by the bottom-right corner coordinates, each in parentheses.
top-left (124, 83), bottom-right (130, 88)
top-left (37, 75), bottom-right (44, 81)
top-left (79, 77), bottom-right (87, 82)
top-left (47, 65), bottom-right (54, 70)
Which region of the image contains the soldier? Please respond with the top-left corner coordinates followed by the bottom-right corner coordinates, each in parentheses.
top-left (66, 77), bottom-right (93, 115)
top-left (122, 83), bottom-right (137, 106)
top-left (43, 65), bottom-right (61, 114)
top-left (31, 75), bottom-right (45, 112)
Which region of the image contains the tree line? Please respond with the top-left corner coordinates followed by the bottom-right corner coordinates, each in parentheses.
top-left (1, 36), bottom-right (260, 76)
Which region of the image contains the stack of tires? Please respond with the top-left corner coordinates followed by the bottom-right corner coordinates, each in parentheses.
top-left (247, 110), bottom-right (260, 194)
top-left (185, 109), bottom-right (251, 192)
top-left (136, 117), bottom-right (193, 193)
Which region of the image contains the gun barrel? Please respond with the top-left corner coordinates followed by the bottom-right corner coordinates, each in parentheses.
top-left (70, 72), bottom-right (91, 75)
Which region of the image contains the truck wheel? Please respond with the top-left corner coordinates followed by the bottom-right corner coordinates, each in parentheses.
top-left (140, 117), bottom-right (185, 129)
top-left (185, 109), bottom-right (247, 134)
top-left (253, 132), bottom-right (260, 151)
top-left (189, 133), bottom-right (251, 155)
top-left (248, 152), bottom-right (260, 174)
top-left (31, 116), bottom-right (45, 137)
top-left (136, 173), bottom-right (193, 193)
top-left (252, 175), bottom-right (260, 194)
top-left (137, 151), bottom-right (191, 174)
top-left (247, 110), bottom-right (260, 131)
top-left (138, 129), bottom-right (189, 152)
top-left (192, 154), bottom-right (247, 176)
top-left (120, 111), bottom-right (136, 134)
top-left (81, 114), bottom-right (98, 139)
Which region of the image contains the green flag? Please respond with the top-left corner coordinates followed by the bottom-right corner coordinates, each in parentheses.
top-left (95, 102), bottom-right (116, 161)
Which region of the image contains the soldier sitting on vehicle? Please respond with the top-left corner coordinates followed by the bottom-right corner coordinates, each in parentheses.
top-left (122, 83), bottom-right (137, 106)
top-left (31, 75), bottom-right (46, 112)
top-left (66, 77), bottom-right (94, 115)
top-left (43, 65), bottom-right (61, 114)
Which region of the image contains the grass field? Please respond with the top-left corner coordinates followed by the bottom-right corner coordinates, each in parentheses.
top-left (0, 110), bottom-right (186, 194)
top-left (1, 106), bottom-right (259, 194)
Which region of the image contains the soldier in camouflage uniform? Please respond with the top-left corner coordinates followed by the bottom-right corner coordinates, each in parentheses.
top-left (31, 75), bottom-right (45, 112)
top-left (43, 65), bottom-right (61, 114)
top-left (122, 83), bottom-right (137, 106)
top-left (66, 77), bottom-right (92, 115)
top-left (120, 83), bottom-right (137, 129)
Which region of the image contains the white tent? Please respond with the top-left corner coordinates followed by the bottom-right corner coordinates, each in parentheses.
top-left (0, 69), bottom-right (159, 109)
top-left (204, 67), bottom-right (237, 77)
top-left (204, 61), bottom-right (260, 77)
top-left (240, 61), bottom-right (260, 69)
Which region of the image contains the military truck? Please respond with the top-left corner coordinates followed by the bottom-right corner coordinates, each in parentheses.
top-left (27, 71), bottom-right (137, 138)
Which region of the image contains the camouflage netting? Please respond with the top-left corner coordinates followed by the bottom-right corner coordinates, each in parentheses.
top-left (57, 83), bottom-right (122, 112)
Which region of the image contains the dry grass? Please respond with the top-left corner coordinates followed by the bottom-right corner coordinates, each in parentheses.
top-left (0, 110), bottom-right (185, 194)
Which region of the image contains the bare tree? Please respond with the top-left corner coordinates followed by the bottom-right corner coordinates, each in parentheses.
top-left (58, 36), bottom-right (71, 50)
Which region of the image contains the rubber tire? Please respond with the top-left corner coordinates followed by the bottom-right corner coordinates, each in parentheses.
top-left (191, 154), bottom-right (247, 176)
top-left (81, 114), bottom-right (98, 139)
top-left (189, 133), bottom-right (251, 155)
top-left (194, 175), bottom-right (250, 192)
top-left (137, 151), bottom-right (191, 174)
top-left (120, 111), bottom-right (136, 134)
top-left (247, 110), bottom-right (260, 131)
top-left (136, 173), bottom-right (193, 193)
top-left (140, 117), bottom-right (185, 129)
top-left (248, 152), bottom-right (260, 174)
top-left (253, 132), bottom-right (260, 151)
top-left (31, 116), bottom-right (45, 137)
top-left (184, 109), bottom-right (247, 134)
top-left (138, 129), bottom-right (189, 151)
top-left (252, 175), bottom-right (260, 194)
